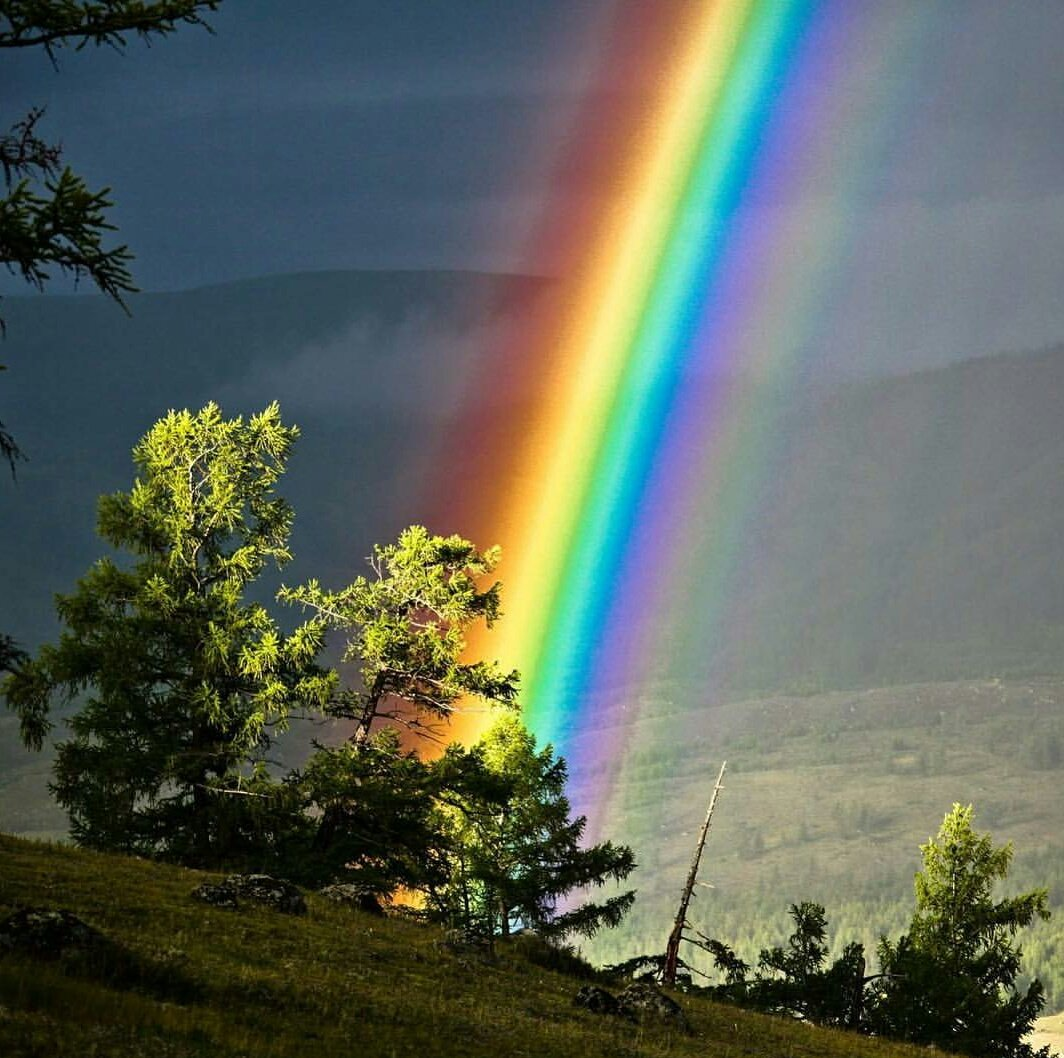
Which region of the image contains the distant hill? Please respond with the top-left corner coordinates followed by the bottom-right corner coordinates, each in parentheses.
top-left (689, 348), bottom-right (1064, 696)
top-left (3, 270), bottom-right (1063, 690)
top-left (0, 269), bottom-right (553, 649)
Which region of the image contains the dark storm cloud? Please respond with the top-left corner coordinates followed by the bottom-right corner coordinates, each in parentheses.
top-left (2, 0), bottom-right (607, 287)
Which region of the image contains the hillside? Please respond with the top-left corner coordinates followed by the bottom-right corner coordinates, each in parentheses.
top-left (0, 833), bottom-right (946, 1058)
top-left (577, 677), bottom-right (1064, 1009)
top-left (5, 676), bottom-right (1062, 1014)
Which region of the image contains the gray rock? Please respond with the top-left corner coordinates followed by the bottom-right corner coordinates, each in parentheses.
top-left (0, 908), bottom-right (109, 961)
top-left (191, 874), bottom-right (306, 914)
top-left (573, 985), bottom-right (622, 1016)
top-left (318, 883), bottom-right (384, 916)
top-left (230, 875), bottom-right (306, 915)
top-left (616, 982), bottom-right (687, 1026)
top-left (191, 881), bottom-right (240, 910)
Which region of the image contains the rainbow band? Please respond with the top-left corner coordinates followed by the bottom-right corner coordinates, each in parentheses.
top-left (491, 0), bottom-right (813, 748)
top-left (427, 0), bottom-right (941, 843)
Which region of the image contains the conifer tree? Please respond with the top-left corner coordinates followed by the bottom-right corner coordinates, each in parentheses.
top-left (3, 402), bottom-right (333, 861)
top-left (869, 803), bottom-right (1050, 1057)
top-left (281, 525), bottom-right (520, 745)
top-left (280, 525), bottom-right (520, 856)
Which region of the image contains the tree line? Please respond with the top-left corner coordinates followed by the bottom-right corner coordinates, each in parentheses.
top-left (2, 402), bottom-right (635, 941)
top-left (615, 803), bottom-right (1051, 1058)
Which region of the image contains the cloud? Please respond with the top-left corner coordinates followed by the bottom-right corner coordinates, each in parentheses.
top-left (215, 308), bottom-right (532, 421)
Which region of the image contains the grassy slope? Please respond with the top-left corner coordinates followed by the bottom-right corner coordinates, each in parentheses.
top-left (0, 836), bottom-right (935, 1058)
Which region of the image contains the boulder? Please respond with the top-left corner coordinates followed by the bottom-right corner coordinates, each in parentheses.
top-left (437, 927), bottom-right (494, 960)
top-left (616, 981), bottom-right (687, 1027)
top-left (191, 874), bottom-right (306, 914)
top-left (0, 908), bottom-right (109, 961)
top-left (191, 880), bottom-right (240, 910)
top-left (573, 985), bottom-right (622, 1016)
top-left (318, 883), bottom-right (385, 916)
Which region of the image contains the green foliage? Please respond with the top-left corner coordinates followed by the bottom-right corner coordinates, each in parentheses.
top-left (0, 127), bottom-right (135, 309)
top-left (278, 525), bottom-right (521, 887)
top-left (281, 525), bottom-right (519, 743)
top-left (430, 714), bottom-right (636, 941)
top-left (868, 803), bottom-right (1051, 1057)
top-left (2, 402), bottom-right (333, 862)
top-left (704, 903), bottom-right (866, 1028)
top-left (288, 729), bottom-right (506, 897)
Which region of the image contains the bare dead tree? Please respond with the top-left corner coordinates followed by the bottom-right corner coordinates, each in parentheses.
top-left (662, 760), bottom-right (727, 987)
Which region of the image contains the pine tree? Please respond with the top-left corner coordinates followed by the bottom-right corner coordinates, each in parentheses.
top-left (280, 525), bottom-right (519, 745)
top-left (2, 402), bottom-right (333, 861)
top-left (869, 803), bottom-right (1051, 1057)
top-left (280, 525), bottom-right (519, 859)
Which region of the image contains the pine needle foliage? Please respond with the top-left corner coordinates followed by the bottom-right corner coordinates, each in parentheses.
top-left (869, 803), bottom-right (1051, 1057)
top-left (280, 525), bottom-right (519, 745)
top-left (432, 714), bottom-right (636, 941)
top-left (2, 402), bottom-right (334, 862)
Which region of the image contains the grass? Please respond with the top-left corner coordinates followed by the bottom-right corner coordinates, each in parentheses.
top-left (5, 676), bottom-right (1063, 1013)
top-left (0, 834), bottom-right (938, 1058)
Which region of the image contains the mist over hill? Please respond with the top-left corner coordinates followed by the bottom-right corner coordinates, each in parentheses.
top-left (3, 268), bottom-right (1063, 692)
top-left (691, 347), bottom-right (1064, 696)
top-left (0, 270), bottom-right (552, 649)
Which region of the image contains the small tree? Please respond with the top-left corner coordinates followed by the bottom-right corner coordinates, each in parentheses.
top-left (2, 402), bottom-right (333, 861)
top-left (280, 525), bottom-right (519, 856)
top-left (869, 803), bottom-right (1051, 1057)
top-left (433, 714), bottom-right (636, 941)
top-left (704, 903), bottom-right (866, 1027)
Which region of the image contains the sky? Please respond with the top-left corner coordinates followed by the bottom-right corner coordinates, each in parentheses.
top-left (4, 1), bottom-right (607, 285)
top-left (4, 0), bottom-right (1064, 370)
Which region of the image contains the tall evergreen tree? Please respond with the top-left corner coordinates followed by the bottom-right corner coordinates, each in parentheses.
top-left (3, 402), bottom-right (333, 861)
top-left (869, 803), bottom-right (1050, 1057)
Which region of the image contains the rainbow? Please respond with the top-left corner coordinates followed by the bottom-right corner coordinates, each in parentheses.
top-left (426, 0), bottom-right (936, 825)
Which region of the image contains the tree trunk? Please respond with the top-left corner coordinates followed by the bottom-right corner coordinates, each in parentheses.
top-left (663, 761), bottom-right (727, 986)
